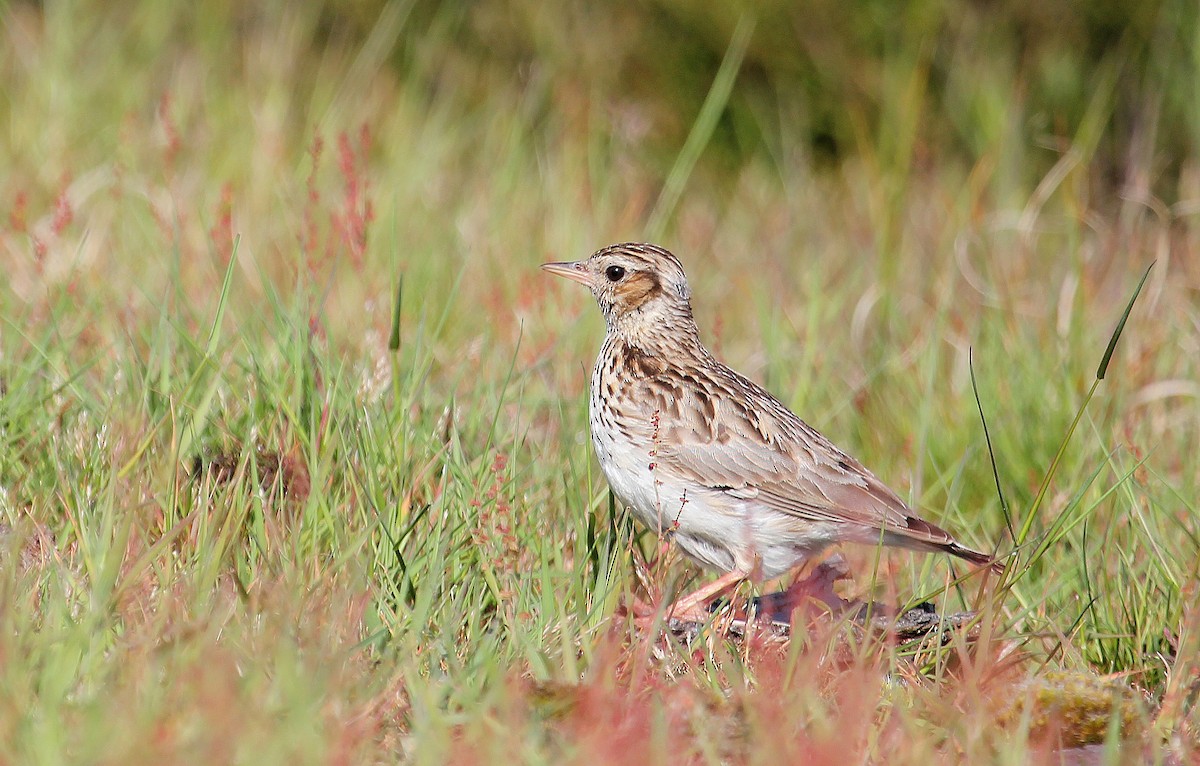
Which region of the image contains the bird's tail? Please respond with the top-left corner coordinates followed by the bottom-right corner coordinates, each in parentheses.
top-left (896, 515), bottom-right (1005, 574)
top-left (943, 541), bottom-right (1006, 574)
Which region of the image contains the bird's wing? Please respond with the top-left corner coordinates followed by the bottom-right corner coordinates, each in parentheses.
top-left (651, 363), bottom-right (961, 550)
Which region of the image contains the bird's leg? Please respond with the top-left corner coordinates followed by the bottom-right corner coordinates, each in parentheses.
top-left (619, 595), bottom-right (658, 620)
top-left (663, 570), bottom-right (747, 623)
top-left (753, 555), bottom-right (854, 622)
top-left (619, 575), bottom-right (741, 629)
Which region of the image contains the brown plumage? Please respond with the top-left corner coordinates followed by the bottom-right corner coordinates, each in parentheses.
top-left (543, 243), bottom-right (999, 615)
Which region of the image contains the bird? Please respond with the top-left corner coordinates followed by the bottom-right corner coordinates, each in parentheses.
top-left (542, 242), bottom-right (1000, 623)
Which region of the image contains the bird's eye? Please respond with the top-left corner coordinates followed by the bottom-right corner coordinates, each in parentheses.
top-left (605, 265), bottom-right (626, 282)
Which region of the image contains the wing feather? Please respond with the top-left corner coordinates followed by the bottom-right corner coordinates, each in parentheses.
top-left (651, 361), bottom-right (960, 550)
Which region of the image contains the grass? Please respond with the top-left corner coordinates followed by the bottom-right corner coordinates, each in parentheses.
top-left (1, 1), bottom-right (1198, 763)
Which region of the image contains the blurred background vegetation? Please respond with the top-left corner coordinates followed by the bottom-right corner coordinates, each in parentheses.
top-left (6, 0), bottom-right (1200, 205)
top-left (379, 0), bottom-right (1200, 198)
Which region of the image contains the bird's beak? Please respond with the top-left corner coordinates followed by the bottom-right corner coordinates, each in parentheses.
top-left (540, 260), bottom-right (591, 286)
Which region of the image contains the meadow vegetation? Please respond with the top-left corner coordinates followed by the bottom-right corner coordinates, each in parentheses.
top-left (1, 0), bottom-right (1198, 762)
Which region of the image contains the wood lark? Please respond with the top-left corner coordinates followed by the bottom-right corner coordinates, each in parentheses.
top-left (543, 243), bottom-right (999, 622)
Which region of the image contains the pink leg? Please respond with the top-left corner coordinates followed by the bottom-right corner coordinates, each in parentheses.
top-left (663, 570), bottom-right (747, 623)
top-left (622, 571), bottom-right (749, 628)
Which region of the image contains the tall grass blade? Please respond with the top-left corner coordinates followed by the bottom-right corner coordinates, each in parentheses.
top-left (1096, 261), bottom-right (1154, 380)
top-left (389, 274), bottom-right (403, 352)
top-left (969, 347), bottom-right (1013, 545)
top-left (1013, 262), bottom-right (1155, 552)
top-left (205, 235), bottom-right (240, 358)
top-left (646, 13), bottom-right (755, 240)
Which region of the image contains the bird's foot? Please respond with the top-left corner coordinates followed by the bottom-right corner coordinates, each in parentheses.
top-left (617, 595), bottom-right (715, 633)
top-left (665, 570), bottom-right (746, 622)
top-left (749, 555), bottom-right (856, 622)
top-left (618, 570), bottom-right (748, 631)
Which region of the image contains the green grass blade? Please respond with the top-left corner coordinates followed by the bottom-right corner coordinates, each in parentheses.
top-left (1014, 262), bottom-right (1155, 552)
top-left (969, 347), bottom-right (1013, 545)
top-left (388, 273), bottom-right (403, 351)
top-left (205, 235), bottom-right (240, 358)
top-left (646, 13), bottom-right (756, 240)
top-left (1096, 261), bottom-right (1154, 380)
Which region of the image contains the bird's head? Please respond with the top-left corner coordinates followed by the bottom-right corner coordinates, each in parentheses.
top-left (542, 243), bottom-right (696, 342)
